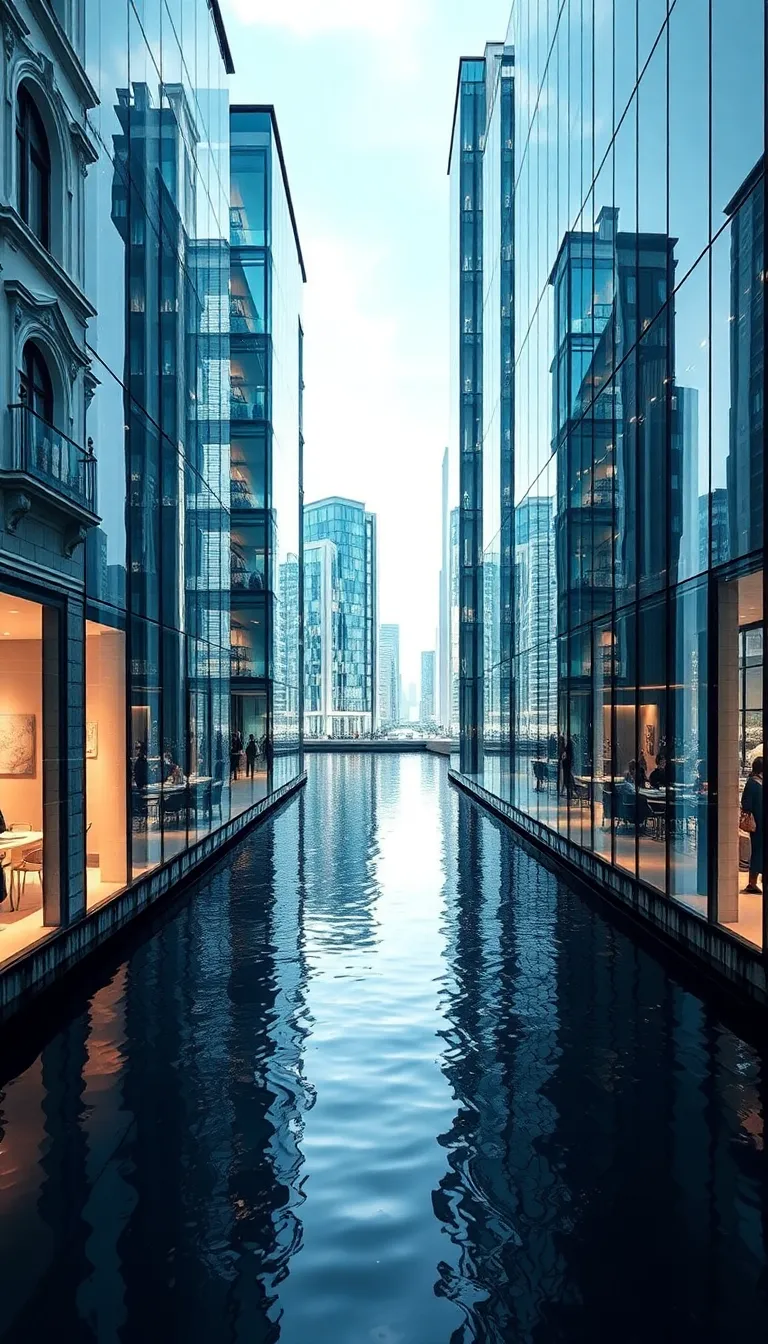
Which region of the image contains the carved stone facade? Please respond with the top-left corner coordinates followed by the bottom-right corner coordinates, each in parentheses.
top-left (0, 0), bottom-right (97, 936)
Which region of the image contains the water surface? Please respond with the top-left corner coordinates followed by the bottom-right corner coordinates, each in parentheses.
top-left (0, 754), bottom-right (765, 1342)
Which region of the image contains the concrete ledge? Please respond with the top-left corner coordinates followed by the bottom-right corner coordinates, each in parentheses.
top-left (0, 772), bottom-right (306, 1024)
top-left (304, 739), bottom-right (453, 754)
top-left (449, 768), bottom-right (767, 1011)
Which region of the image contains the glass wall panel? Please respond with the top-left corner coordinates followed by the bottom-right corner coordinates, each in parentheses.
top-left (80, 0), bottom-right (231, 906)
top-left (668, 579), bottom-right (708, 916)
top-left (475, 0), bottom-right (767, 975)
top-left (130, 615), bottom-right (161, 877)
top-left (593, 613), bottom-right (615, 866)
top-left (638, 597), bottom-right (667, 893)
top-left (85, 619), bottom-right (128, 910)
top-left (716, 571), bottom-right (763, 950)
top-left (231, 432), bottom-right (266, 509)
top-left (0, 594), bottom-right (46, 955)
top-left (612, 609), bottom-right (637, 878)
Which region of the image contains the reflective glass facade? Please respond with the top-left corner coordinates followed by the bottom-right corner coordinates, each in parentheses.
top-left (304, 499), bottom-right (378, 737)
top-left (453, 2), bottom-right (768, 975)
top-left (229, 108), bottom-right (304, 791)
top-left (84, 0), bottom-right (232, 878)
top-left (449, 45), bottom-right (514, 770)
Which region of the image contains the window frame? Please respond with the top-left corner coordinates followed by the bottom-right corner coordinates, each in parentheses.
top-left (16, 85), bottom-right (51, 250)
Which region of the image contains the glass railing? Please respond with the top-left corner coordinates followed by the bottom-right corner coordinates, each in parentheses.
top-left (230, 388), bottom-right (266, 420)
top-left (230, 476), bottom-right (265, 509)
top-left (7, 404), bottom-right (96, 513)
top-left (231, 561), bottom-right (266, 591)
top-left (230, 646), bottom-right (266, 678)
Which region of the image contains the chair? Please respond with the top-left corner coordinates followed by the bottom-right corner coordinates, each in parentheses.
top-left (0, 850), bottom-right (14, 909)
top-left (132, 789), bottom-right (149, 831)
top-left (646, 799), bottom-right (666, 841)
top-left (17, 845), bottom-right (43, 909)
top-left (161, 789), bottom-right (188, 829)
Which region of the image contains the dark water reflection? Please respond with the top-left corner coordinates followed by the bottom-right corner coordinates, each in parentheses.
top-left (0, 755), bottom-right (766, 1342)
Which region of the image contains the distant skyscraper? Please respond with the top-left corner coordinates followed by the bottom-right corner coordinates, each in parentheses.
top-left (420, 650), bottom-right (436, 724)
top-left (438, 447), bottom-right (451, 730)
top-left (515, 498), bottom-right (557, 749)
top-left (304, 497), bottom-right (378, 736)
top-left (675, 386), bottom-right (700, 581)
top-left (699, 488), bottom-right (730, 570)
top-left (450, 507), bottom-right (460, 733)
top-left (379, 624), bottom-right (401, 728)
top-left (402, 681), bottom-right (418, 722)
top-left (726, 161), bottom-right (764, 560)
top-left (304, 539), bottom-right (337, 737)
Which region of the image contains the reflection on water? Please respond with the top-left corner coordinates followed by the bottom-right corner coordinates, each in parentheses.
top-left (0, 755), bottom-right (766, 1342)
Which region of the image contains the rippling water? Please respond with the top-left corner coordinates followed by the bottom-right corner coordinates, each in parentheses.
top-left (0, 754), bottom-right (766, 1342)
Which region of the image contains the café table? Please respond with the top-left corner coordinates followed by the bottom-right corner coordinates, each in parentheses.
top-left (0, 830), bottom-right (43, 911)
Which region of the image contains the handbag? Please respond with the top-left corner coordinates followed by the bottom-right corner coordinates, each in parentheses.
top-left (739, 808), bottom-right (757, 835)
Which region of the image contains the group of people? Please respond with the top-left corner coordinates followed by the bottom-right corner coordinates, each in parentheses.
top-left (623, 752), bottom-right (670, 791)
top-left (131, 743), bottom-right (185, 790)
top-left (230, 731), bottom-right (272, 780)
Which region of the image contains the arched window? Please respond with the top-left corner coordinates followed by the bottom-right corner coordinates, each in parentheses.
top-left (22, 342), bottom-right (54, 424)
top-left (16, 87), bottom-right (51, 249)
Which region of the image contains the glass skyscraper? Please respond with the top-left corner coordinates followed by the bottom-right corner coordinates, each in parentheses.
top-left (0, 3), bottom-right (305, 1009)
top-left (229, 106), bottom-right (305, 792)
top-left (304, 498), bottom-right (378, 738)
top-left (420, 650), bottom-right (436, 724)
top-left (379, 624), bottom-right (401, 729)
top-left (449, 42), bottom-right (514, 772)
top-left (450, 2), bottom-right (768, 1002)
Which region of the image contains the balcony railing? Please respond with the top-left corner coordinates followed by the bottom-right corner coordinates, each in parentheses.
top-left (7, 404), bottom-right (97, 514)
top-left (230, 646), bottom-right (266, 679)
top-left (231, 564), bottom-right (266, 592)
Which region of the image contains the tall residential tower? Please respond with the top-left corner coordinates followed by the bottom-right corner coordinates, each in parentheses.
top-left (304, 498), bottom-right (378, 737)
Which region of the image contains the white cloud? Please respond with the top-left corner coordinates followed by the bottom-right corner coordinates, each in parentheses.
top-left (227, 0), bottom-right (427, 38)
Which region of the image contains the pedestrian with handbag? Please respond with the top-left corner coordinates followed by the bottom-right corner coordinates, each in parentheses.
top-left (740, 756), bottom-right (763, 894)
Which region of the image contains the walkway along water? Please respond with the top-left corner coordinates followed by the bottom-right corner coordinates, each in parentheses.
top-left (0, 753), bottom-right (766, 1342)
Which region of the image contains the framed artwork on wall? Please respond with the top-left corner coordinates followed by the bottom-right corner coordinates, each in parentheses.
top-left (86, 721), bottom-right (98, 759)
top-left (0, 714), bottom-right (36, 777)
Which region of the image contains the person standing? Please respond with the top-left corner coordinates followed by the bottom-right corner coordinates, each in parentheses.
top-left (133, 742), bottom-right (149, 791)
top-left (245, 734), bottom-right (258, 780)
top-left (230, 731), bottom-right (243, 781)
top-left (741, 755), bottom-right (763, 894)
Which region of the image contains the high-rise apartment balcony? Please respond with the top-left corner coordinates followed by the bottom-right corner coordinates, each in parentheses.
top-left (5, 403), bottom-right (98, 529)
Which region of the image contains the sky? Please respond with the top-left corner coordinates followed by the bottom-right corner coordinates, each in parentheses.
top-left (223, 0), bottom-right (512, 690)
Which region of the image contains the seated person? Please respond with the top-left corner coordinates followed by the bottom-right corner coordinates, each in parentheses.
top-left (649, 754), bottom-right (668, 788)
top-left (621, 760), bottom-right (650, 828)
top-left (162, 751), bottom-right (185, 786)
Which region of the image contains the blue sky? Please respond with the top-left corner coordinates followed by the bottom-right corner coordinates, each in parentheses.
top-left (223, 0), bottom-right (512, 689)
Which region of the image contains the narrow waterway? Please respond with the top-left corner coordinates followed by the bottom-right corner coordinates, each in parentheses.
top-left (0, 754), bottom-right (766, 1343)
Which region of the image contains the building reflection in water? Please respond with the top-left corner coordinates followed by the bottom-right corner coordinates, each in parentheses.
top-left (0, 804), bottom-right (310, 1342)
top-left (300, 752), bottom-right (381, 952)
top-left (437, 798), bottom-right (767, 1340)
top-left (0, 759), bottom-right (766, 1342)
